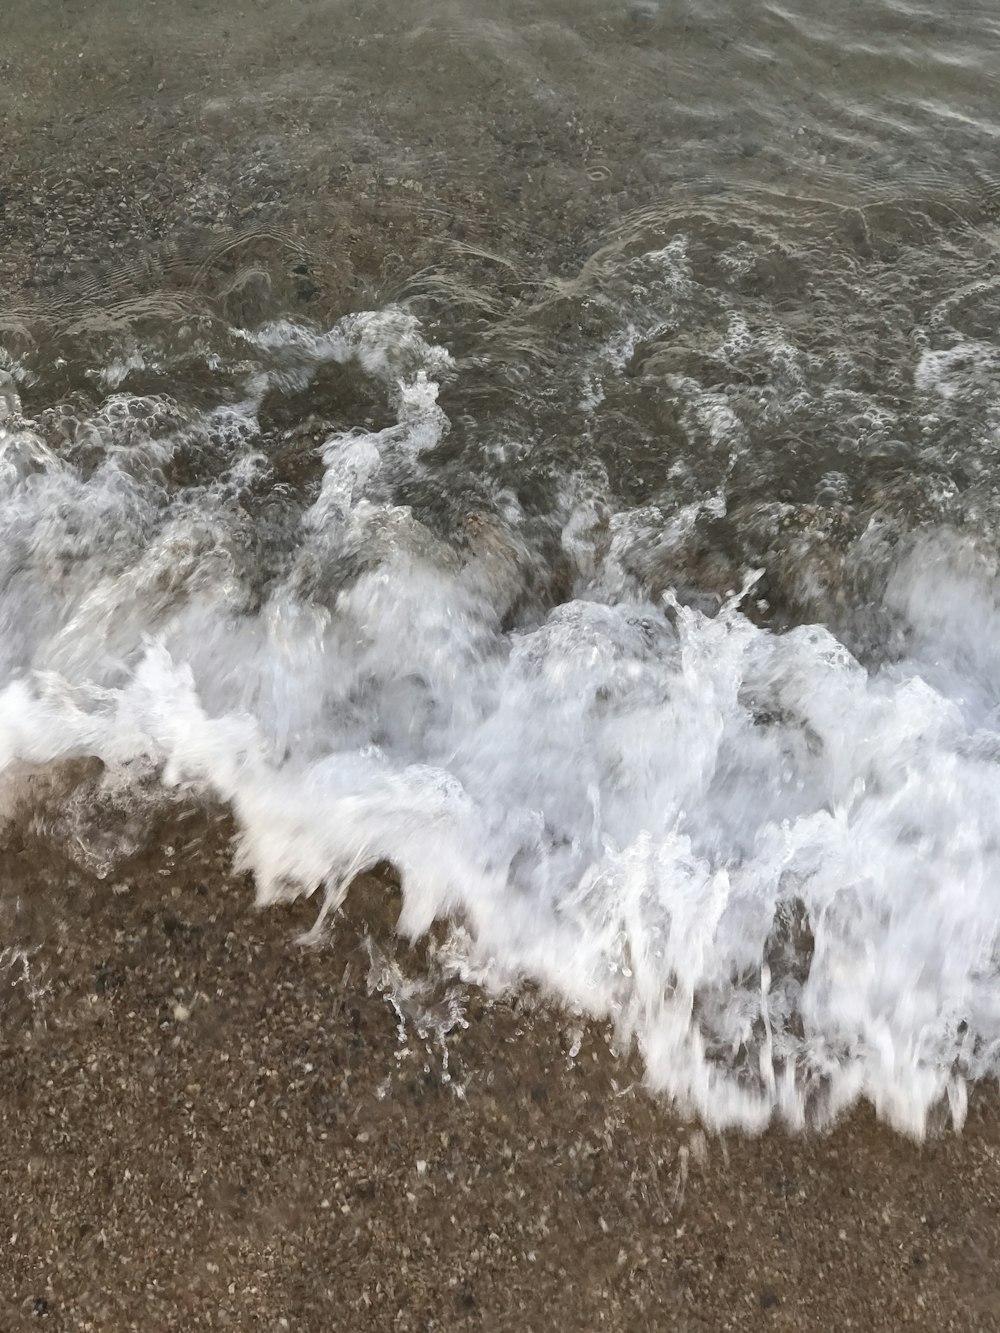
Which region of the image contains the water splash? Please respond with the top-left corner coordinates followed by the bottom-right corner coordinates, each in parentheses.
top-left (3, 309), bottom-right (1000, 1136)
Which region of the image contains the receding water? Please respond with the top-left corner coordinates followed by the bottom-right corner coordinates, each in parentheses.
top-left (4, 0), bottom-right (1000, 1133)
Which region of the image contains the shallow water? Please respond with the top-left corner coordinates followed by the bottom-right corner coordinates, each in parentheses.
top-left (4, 0), bottom-right (1000, 1133)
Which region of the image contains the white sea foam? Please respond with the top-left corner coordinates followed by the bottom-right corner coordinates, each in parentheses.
top-left (2, 310), bottom-right (1000, 1136)
top-left (915, 341), bottom-right (1000, 399)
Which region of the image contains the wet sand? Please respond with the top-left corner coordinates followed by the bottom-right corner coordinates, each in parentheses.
top-left (2, 799), bottom-right (999, 1332)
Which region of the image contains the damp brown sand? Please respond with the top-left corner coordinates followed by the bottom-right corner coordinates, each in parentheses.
top-left (2, 800), bottom-right (1000, 1333)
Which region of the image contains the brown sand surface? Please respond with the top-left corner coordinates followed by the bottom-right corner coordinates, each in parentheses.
top-left (3, 799), bottom-right (1000, 1332)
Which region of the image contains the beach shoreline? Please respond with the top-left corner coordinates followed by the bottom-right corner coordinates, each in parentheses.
top-left (2, 800), bottom-right (999, 1332)
top-left (5, 5), bottom-right (1000, 1328)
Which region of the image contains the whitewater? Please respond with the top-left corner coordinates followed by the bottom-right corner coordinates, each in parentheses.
top-left (3, 292), bottom-right (1000, 1138)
